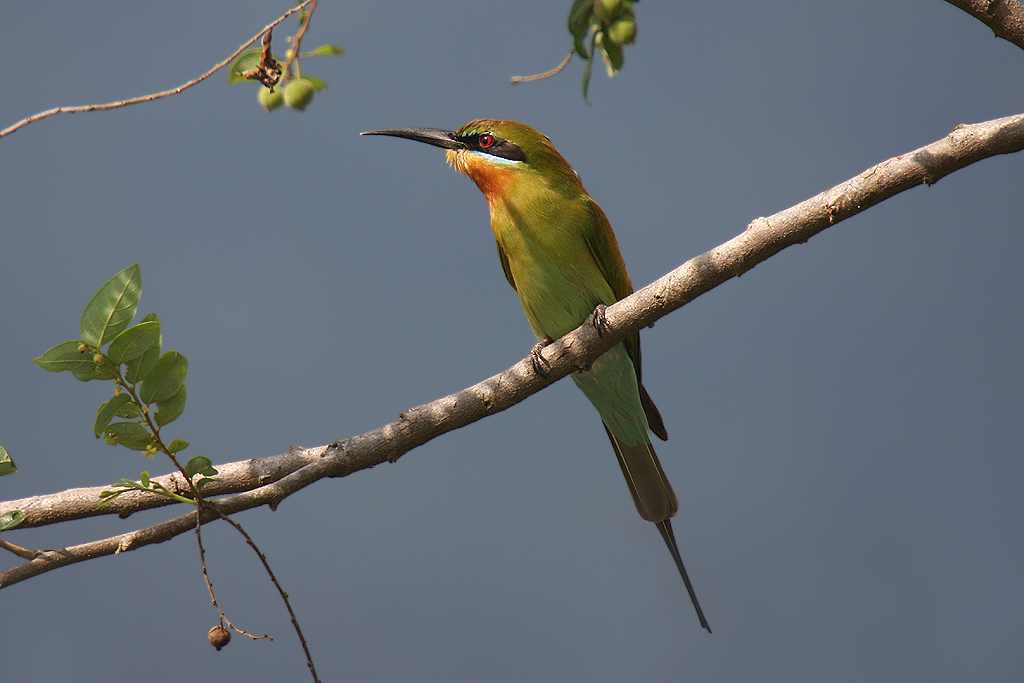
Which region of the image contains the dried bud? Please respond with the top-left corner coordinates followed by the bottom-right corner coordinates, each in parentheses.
top-left (208, 625), bottom-right (231, 651)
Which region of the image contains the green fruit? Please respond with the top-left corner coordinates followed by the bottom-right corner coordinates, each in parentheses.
top-left (283, 79), bottom-right (316, 111)
top-left (593, 0), bottom-right (624, 23)
top-left (258, 86), bottom-right (284, 112)
top-left (607, 17), bottom-right (637, 44)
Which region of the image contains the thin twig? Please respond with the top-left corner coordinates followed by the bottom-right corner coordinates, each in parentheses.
top-left (195, 508), bottom-right (272, 642)
top-left (510, 49), bottom-right (575, 84)
top-left (0, 536), bottom-right (38, 560)
top-left (100, 317), bottom-right (309, 671)
top-left (282, 0), bottom-right (319, 80)
top-left (204, 503), bottom-right (321, 683)
top-left (0, 0), bottom-right (315, 139)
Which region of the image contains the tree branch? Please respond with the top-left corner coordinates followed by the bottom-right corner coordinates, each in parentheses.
top-left (3, 446), bottom-right (323, 527)
top-left (281, 0), bottom-right (318, 79)
top-left (944, 0), bottom-right (1024, 50)
top-left (0, 0), bottom-right (314, 140)
top-left (2, 112), bottom-right (1022, 588)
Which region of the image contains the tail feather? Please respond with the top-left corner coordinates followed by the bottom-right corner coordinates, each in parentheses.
top-left (603, 426), bottom-right (676, 522)
top-left (604, 427), bottom-right (710, 632)
top-left (657, 519), bottom-right (712, 633)
top-left (639, 383), bottom-right (668, 441)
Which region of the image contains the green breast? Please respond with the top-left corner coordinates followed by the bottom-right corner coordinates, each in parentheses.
top-left (490, 185), bottom-right (616, 341)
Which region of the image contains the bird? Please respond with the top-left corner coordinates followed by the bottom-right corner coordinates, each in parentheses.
top-left (363, 120), bottom-right (710, 632)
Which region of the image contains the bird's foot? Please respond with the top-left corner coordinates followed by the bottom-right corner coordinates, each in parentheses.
top-left (530, 338), bottom-right (554, 377)
top-left (589, 303), bottom-right (610, 337)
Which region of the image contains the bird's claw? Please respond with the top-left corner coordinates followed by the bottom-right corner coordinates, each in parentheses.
top-left (530, 339), bottom-right (553, 377)
top-left (590, 303), bottom-right (610, 337)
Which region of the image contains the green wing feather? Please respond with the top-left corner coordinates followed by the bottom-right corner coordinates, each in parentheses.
top-left (496, 241), bottom-right (517, 291)
top-left (582, 198), bottom-right (668, 440)
top-left (580, 199), bottom-right (638, 357)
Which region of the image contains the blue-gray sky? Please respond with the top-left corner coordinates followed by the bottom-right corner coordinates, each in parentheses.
top-left (2, 2), bottom-right (1022, 681)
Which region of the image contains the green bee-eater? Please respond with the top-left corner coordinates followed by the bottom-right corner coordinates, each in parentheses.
top-left (364, 120), bottom-right (710, 632)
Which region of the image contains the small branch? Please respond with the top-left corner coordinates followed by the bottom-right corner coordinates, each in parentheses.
top-left (281, 0), bottom-right (319, 80)
top-left (195, 509), bottom-right (272, 643)
top-left (0, 0), bottom-right (315, 140)
top-left (510, 49), bottom-right (575, 84)
top-left (204, 504), bottom-right (321, 683)
top-left (2, 445), bottom-right (323, 528)
top-left (0, 536), bottom-right (39, 560)
top-left (944, 0), bottom-right (1024, 50)
top-left (1, 113), bottom-right (1021, 590)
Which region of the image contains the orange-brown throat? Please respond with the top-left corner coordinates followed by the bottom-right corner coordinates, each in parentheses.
top-left (446, 149), bottom-right (517, 203)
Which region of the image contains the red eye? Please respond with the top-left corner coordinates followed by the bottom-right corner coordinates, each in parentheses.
top-left (478, 134), bottom-right (494, 148)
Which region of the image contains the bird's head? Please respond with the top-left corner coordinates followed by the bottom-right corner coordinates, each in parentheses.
top-left (362, 119), bottom-right (580, 202)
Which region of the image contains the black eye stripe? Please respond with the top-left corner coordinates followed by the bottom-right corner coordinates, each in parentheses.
top-left (458, 133), bottom-right (527, 162)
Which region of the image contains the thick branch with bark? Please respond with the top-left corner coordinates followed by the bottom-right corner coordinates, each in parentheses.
top-left (2, 112), bottom-right (1021, 589)
top-left (944, 0), bottom-right (1024, 50)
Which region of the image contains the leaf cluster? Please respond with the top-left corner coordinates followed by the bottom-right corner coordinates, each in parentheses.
top-left (228, 10), bottom-right (343, 114)
top-left (568, 0), bottom-right (638, 100)
top-left (33, 264), bottom-right (218, 506)
top-left (98, 456), bottom-right (217, 508)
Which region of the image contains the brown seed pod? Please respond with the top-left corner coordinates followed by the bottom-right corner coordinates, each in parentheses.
top-left (208, 625), bottom-right (231, 651)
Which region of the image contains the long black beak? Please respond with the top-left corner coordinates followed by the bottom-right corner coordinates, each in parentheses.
top-left (361, 127), bottom-right (465, 151)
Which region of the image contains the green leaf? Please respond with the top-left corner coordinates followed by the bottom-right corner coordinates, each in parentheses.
top-left (582, 31), bottom-right (597, 102)
top-left (34, 340), bottom-right (95, 374)
top-left (80, 264), bottom-right (142, 349)
top-left (155, 384), bottom-right (186, 427)
top-left (167, 439), bottom-right (190, 454)
top-left (196, 477), bottom-right (222, 491)
top-left (103, 422), bottom-right (154, 451)
top-left (0, 510), bottom-right (25, 531)
top-left (72, 360), bottom-right (118, 382)
top-left (227, 49), bottom-right (262, 83)
top-left (107, 321), bottom-right (161, 365)
top-left (139, 351), bottom-right (188, 404)
top-left (0, 446), bottom-right (15, 476)
top-left (303, 75), bottom-right (328, 91)
top-left (125, 313), bottom-right (162, 384)
top-left (94, 393), bottom-right (132, 437)
top-left (97, 491), bottom-right (124, 507)
top-left (307, 44), bottom-right (344, 57)
top-left (568, 0), bottom-right (594, 58)
top-left (185, 456), bottom-right (217, 480)
top-left (597, 31), bottom-right (624, 78)
top-left (114, 402), bottom-right (142, 419)
top-left (140, 471), bottom-right (150, 488)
